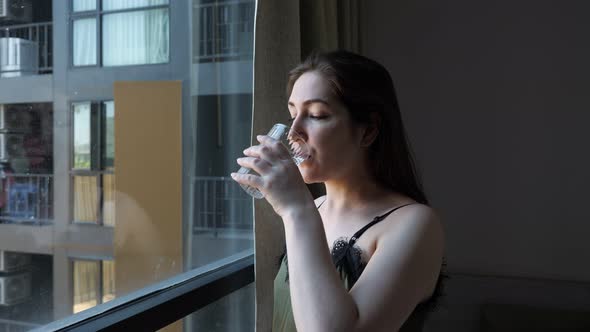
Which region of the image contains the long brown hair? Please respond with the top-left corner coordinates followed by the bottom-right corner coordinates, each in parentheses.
top-left (287, 50), bottom-right (428, 204)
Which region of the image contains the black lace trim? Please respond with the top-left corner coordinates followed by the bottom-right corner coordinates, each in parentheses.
top-left (278, 242), bottom-right (449, 314)
top-left (330, 237), bottom-right (366, 287)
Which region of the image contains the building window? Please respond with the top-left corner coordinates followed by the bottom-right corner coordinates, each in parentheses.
top-left (72, 259), bottom-right (115, 314)
top-left (71, 101), bottom-right (115, 226)
top-left (0, 103), bottom-right (53, 225)
top-left (71, 0), bottom-right (170, 67)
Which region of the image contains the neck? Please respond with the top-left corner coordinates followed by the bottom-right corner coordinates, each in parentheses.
top-left (322, 164), bottom-right (390, 215)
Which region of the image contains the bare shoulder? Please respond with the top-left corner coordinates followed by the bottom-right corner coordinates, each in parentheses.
top-left (349, 203), bottom-right (445, 330)
top-left (377, 203), bottom-right (444, 254)
top-left (388, 203), bottom-right (441, 229)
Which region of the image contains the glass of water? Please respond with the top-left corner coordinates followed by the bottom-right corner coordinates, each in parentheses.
top-left (236, 123), bottom-right (310, 199)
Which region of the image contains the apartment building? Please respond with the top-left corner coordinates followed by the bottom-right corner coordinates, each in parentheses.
top-left (0, 1), bottom-right (255, 330)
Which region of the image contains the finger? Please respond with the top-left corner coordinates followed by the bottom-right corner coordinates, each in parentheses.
top-left (256, 135), bottom-right (290, 160)
top-left (236, 157), bottom-right (271, 175)
top-left (244, 142), bottom-right (281, 161)
top-left (230, 171), bottom-right (264, 189)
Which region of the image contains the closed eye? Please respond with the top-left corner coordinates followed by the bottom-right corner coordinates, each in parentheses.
top-left (287, 115), bottom-right (327, 123)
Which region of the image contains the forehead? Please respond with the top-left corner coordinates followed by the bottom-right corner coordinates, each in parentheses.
top-left (289, 71), bottom-right (335, 104)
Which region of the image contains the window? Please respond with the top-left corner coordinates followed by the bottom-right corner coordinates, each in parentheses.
top-left (71, 101), bottom-right (115, 226)
top-left (0, 1), bottom-right (256, 330)
top-left (72, 259), bottom-right (115, 314)
top-left (71, 0), bottom-right (170, 67)
top-left (0, 103), bottom-right (53, 225)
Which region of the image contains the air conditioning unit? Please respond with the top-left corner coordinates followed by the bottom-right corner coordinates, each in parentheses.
top-left (0, 271), bottom-right (32, 306)
top-left (0, 0), bottom-right (33, 24)
top-left (0, 251), bottom-right (31, 272)
top-left (0, 37), bottom-right (39, 78)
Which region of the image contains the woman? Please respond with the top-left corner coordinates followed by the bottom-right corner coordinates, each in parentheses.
top-left (232, 51), bottom-right (446, 332)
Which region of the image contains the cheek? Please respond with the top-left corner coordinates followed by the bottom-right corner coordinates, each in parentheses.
top-left (315, 129), bottom-right (356, 157)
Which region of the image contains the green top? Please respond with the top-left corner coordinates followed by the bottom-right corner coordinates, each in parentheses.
top-left (272, 256), bottom-right (433, 332)
top-left (272, 257), bottom-right (296, 332)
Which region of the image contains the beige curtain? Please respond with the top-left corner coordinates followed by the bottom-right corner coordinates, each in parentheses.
top-left (252, 2), bottom-right (301, 331)
top-left (300, 0), bottom-right (361, 56)
top-left (253, 1), bottom-right (361, 330)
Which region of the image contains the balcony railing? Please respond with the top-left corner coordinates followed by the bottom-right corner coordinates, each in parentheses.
top-left (0, 22), bottom-right (53, 77)
top-left (0, 173), bottom-right (53, 225)
top-left (191, 176), bottom-right (252, 234)
top-left (194, 0), bottom-right (255, 62)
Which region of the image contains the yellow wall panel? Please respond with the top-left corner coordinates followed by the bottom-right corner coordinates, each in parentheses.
top-left (113, 81), bottom-right (183, 298)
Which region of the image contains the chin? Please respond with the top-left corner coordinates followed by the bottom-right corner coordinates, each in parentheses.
top-left (298, 166), bottom-right (324, 184)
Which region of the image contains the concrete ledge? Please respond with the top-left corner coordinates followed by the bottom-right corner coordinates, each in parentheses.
top-left (0, 223), bottom-right (54, 254)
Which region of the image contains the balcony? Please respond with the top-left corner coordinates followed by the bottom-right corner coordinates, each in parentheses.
top-left (0, 173), bottom-right (53, 225)
top-left (191, 176), bottom-right (252, 236)
top-left (0, 22), bottom-right (52, 77)
top-left (194, 0), bottom-right (255, 62)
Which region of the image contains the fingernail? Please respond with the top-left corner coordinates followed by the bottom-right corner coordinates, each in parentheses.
top-left (230, 173), bottom-right (236, 178)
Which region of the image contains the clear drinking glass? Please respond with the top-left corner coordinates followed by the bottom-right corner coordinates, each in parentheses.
top-left (236, 123), bottom-right (310, 199)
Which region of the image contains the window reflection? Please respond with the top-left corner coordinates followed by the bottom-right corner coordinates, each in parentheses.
top-left (0, 0), bottom-right (255, 330)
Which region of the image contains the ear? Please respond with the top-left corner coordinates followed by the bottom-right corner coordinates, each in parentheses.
top-left (360, 113), bottom-right (380, 147)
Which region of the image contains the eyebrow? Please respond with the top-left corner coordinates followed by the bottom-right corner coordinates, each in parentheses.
top-left (287, 98), bottom-right (331, 108)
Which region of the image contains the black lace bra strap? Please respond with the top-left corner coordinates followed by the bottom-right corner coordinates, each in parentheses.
top-left (349, 203), bottom-right (416, 245)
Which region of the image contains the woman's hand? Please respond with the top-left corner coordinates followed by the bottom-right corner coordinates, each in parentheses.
top-left (231, 135), bottom-right (314, 218)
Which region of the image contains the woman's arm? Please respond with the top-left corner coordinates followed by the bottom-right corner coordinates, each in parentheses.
top-left (281, 203), bottom-right (360, 332)
top-left (282, 203), bottom-right (444, 332)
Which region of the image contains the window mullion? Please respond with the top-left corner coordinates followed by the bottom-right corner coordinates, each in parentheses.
top-left (98, 260), bottom-right (104, 305)
top-left (97, 11), bottom-right (102, 67)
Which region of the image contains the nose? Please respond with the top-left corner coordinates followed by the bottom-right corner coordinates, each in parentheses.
top-left (289, 114), bottom-right (307, 141)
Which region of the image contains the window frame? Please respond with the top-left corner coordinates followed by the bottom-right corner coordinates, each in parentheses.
top-left (70, 101), bottom-right (114, 226)
top-left (69, 0), bottom-right (171, 68)
top-left (35, 250), bottom-right (254, 331)
top-left (71, 258), bottom-right (115, 314)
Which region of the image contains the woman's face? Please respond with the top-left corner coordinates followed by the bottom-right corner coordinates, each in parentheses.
top-left (288, 71), bottom-right (367, 183)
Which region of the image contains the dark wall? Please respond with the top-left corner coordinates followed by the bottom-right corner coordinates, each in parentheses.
top-left (361, 1), bottom-right (590, 330)
top-left (362, 0), bottom-right (590, 282)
